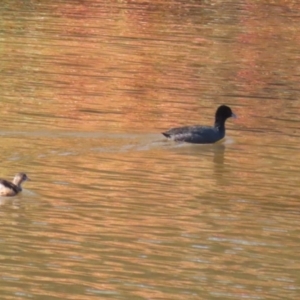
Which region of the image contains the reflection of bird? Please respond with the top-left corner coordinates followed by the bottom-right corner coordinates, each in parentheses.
top-left (0, 173), bottom-right (30, 196)
top-left (162, 105), bottom-right (236, 144)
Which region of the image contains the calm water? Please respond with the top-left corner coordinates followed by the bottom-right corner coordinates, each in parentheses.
top-left (1, 1), bottom-right (300, 299)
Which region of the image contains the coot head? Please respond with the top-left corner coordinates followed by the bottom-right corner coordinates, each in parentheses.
top-left (215, 105), bottom-right (236, 121)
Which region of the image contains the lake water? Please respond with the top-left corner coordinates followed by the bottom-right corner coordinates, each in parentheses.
top-left (0, 1), bottom-right (300, 299)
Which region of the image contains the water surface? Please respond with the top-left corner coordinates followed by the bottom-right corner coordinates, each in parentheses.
top-left (1, 1), bottom-right (300, 299)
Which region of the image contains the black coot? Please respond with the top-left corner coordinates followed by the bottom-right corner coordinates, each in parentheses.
top-left (162, 105), bottom-right (236, 144)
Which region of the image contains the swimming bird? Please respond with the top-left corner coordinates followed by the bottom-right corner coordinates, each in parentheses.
top-left (162, 105), bottom-right (236, 144)
top-left (0, 173), bottom-right (29, 196)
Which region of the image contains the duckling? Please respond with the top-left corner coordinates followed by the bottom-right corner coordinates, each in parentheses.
top-left (162, 105), bottom-right (236, 144)
top-left (0, 173), bottom-right (29, 196)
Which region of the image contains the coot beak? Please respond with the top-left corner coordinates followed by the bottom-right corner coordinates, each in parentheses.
top-left (231, 113), bottom-right (237, 119)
